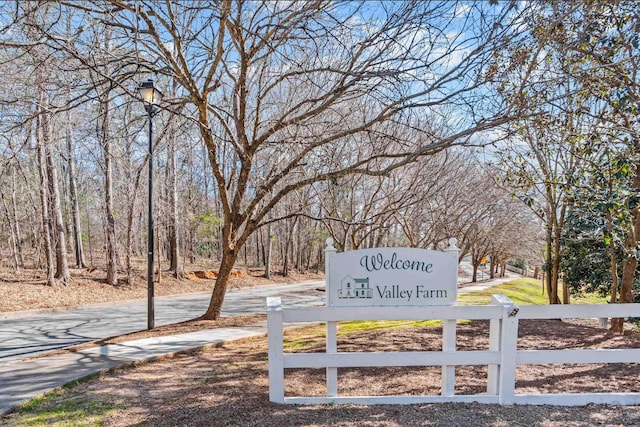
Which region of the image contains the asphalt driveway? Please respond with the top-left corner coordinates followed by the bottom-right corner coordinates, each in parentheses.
top-left (0, 281), bottom-right (325, 362)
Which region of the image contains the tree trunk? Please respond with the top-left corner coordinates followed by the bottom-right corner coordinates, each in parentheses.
top-left (281, 239), bottom-right (289, 277)
top-left (553, 224), bottom-right (567, 304)
top-left (281, 217), bottom-right (298, 277)
top-left (189, 228), bottom-right (196, 264)
top-left (609, 242), bottom-right (619, 304)
top-left (305, 241), bottom-right (313, 272)
top-left (40, 99), bottom-right (71, 284)
top-left (612, 250), bottom-right (636, 333)
top-left (66, 111), bottom-right (86, 268)
top-left (606, 196), bottom-right (619, 303)
top-left (297, 225), bottom-right (305, 274)
top-left (45, 144), bottom-right (68, 282)
top-left (10, 168), bottom-right (25, 268)
top-left (167, 122), bottom-right (183, 278)
top-left (86, 196), bottom-right (94, 267)
top-left (124, 158), bottom-right (145, 285)
top-left (550, 249), bottom-right (561, 304)
top-left (489, 252), bottom-right (496, 279)
top-left (0, 191), bottom-right (20, 272)
top-left (125, 201), bottom-right (135, 285)
top-left (202, 248), bottom-right (239, 320)
top-left (256, 231), bottom-right (262, 267)
top-left (545, 219), bottom-right (559, 304)
top-left (36, 111), bottom-right (56, 287)
top-left (102, 100), bottom-right (118, 286)
top-left (265, 223), bottom-right (272, 279)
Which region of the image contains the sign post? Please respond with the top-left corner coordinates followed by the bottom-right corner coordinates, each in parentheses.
top-left (324, 238), bottom-right (338, 396)
top-left (442, 238), bottom-right (459, 395)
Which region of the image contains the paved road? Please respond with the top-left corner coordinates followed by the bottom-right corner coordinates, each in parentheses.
top-left (0, 281), bottom-right (325, 362)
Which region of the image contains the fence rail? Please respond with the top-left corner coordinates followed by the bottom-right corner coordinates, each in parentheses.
top-left (267, 296), bottom-right (640, 406)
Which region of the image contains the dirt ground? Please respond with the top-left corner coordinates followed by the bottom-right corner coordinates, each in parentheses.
top-left (3, 319), bottom-right (640, 426)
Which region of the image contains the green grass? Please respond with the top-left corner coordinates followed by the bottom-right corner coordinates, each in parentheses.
top-left (5, 390), bottom-right (125, 427)
top-left (337, 319), bottom-right (443, 333)
top-left (458, 277), bottom-right (550, 306)
top-left (571, 291), bottom-right (611, 304)
top-left (458, 277), bottom-right (609, 306)
top-left (283, 328), bottom-right (326, 351)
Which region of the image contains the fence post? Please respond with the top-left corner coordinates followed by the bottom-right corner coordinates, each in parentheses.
top-left (491, 294), bottom-right (519, 405)
top-left (441, 237), bottom-right (459, 396)
top-left (325, 238), bottom-right (338, 397)
top-left (267, 296), bottom-right (285, 403)
top-left (442, 319), bottom-right (456, 396)
top-left (487, 296), bottom-right (501, 395)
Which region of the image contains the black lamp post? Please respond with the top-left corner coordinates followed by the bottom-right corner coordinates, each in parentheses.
top-left (137, 79), bottom-right (163, 330)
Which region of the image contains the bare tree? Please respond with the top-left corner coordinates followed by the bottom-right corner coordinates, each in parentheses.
top-left (1, 1), bottom-right (530, 318)
top-left (110, 1), bottom-right (525, 318)
top-left (165, 74), bottom-right (186, 279)
top-left (64, 107), bottom-right (87, 268)
top-left (25, 2), bottom-right (71, 285)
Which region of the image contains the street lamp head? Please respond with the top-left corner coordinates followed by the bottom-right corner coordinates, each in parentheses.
top-left (137, 79), bottom-right (163, 114)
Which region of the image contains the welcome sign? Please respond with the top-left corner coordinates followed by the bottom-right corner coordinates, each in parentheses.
top-left (327, 247), bottom-right (457, 307)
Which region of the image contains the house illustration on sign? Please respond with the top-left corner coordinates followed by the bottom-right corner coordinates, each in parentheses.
top-left (338, 275), bottom-right (372, 299)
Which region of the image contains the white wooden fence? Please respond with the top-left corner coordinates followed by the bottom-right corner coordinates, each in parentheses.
top-left (267, 295), bottom-right (640, 406)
